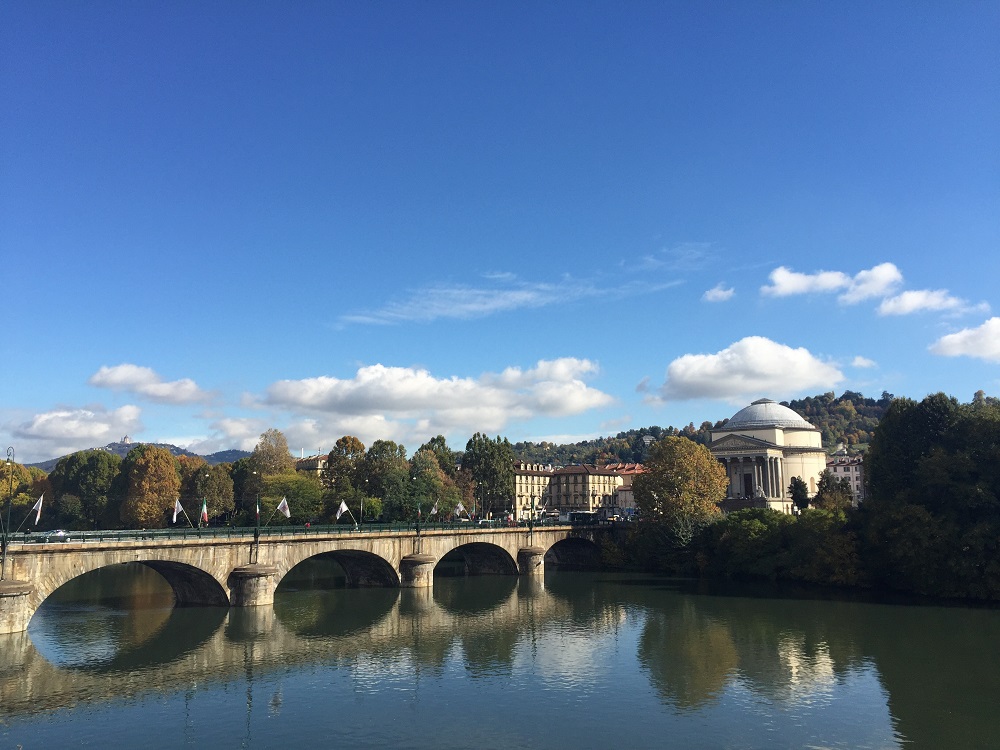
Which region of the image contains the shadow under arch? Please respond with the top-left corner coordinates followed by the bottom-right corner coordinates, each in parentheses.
top-left (278, 550), bottom-right (400, 591)
top-left (435, 542), bottom-right (518, 578)
top-left (139, 560), bottom-right (230, 606)
top-left (544, 536), bottom-right (602, 570)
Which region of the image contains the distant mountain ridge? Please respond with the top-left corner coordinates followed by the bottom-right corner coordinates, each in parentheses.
top-left (28, 441), bottom-right (251, 473)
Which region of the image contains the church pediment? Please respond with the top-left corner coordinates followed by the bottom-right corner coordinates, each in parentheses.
top-left (710, 434), bottom-right (775, 453)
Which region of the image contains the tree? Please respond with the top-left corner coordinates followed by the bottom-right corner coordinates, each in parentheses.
top-left (325, 436), bottom-right (366, 496)
top-left (410, 448), bottom-right (462, 519)
top-left (261, 473), bottom-right (324, 524)
top-left (418, 435), bottom-right (457, 478)
top-left (788, 476), bottom-right (809, 511)
top-left (119, 445), bottom-right (181, 528)
top-left (197, 463), bottom-right (235, 522)
top-left (633, 437), bottom-right (727, 548)
top-left (463, 433), bottom-right (515, 518)
top-left (812, 470), bottom-right (854, 510)
top-left (361, 440), bottom-right (410, 521)
top-left (251, 428), bottom-right (295, 475)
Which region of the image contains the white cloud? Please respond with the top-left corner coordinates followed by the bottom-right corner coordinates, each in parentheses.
top-left (838, 262), bottom-right (903, 303)
top-left (263, 358), bottom-right (614, 441)
top-left (89, 364), bottom-right (210, 404)
top-left (851, 356), bottom-right (877, 369)
top-left (760, 262), bottom-right (902, 304)
top-left (12, 405), bottom-right (143, 459)
top-left (658, 336), bottom-right (844, 401)
top-left (761, 266), bottom-right (851, 297)
top-left (930, 317), bottom-right (1000, 363)
top-left (702, 283), bottom-right (735, 302)
top-left (877, 289), bottom-right (971, 316)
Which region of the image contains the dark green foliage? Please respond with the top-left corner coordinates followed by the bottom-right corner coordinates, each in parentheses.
top-left (462, 433), bottom-right (515, 518)
top-left (47, 450), bottom-right (122, 529)
top-left (812, 471), bottom-right (854, 510)
top-left (788, 476), bottom-right (809, 511)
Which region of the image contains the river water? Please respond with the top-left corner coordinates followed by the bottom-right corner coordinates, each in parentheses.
top-left (2, 563), bottom-right (998, 749)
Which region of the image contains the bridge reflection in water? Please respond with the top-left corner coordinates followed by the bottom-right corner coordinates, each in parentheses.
top-left (3, 565), bottom-right (1000, 749)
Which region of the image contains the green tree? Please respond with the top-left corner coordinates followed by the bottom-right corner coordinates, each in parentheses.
top-left (47, 450), bottom-right (123, 529)
top-left (251, 428), bottom-right (295, 475)
top-left (463, 433), bottom-right (515, 518)
top-left (633, 437), bottom-right (727, 548)
top-left (788, 476), bottom-right (809, 511)
top-left (812, 470), bottom-right (854, 510)
top-left (361, 440), bottom-right (410, 521)
top-left (119, 445), bottom-right (181, 528)
top-left (196, 463), bottom-right (235, 522)
top-left (325, 436), bottom-right (366, 496)
top-left (262, 473), bottom-right (324, 524)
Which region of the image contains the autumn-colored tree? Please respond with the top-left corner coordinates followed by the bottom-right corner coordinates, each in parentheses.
top-left (119, 445), bottom-right (181, 528)
top-left (251, 428), bottom-right (295, 475)
top-left (410, 448), bottom-right (462, 519)
top-left (633, 437), bottom-right (727, 547)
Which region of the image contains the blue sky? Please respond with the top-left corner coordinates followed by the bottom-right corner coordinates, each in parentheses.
top-left (3, 2), bottom-right (998, 464)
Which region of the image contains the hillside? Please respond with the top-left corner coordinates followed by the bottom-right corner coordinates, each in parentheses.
top-left (512, 390), bottom-right (896, 466)
top-left (28, 441), bottom-right (250, 473)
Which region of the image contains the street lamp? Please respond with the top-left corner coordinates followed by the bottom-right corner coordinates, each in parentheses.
top-left (251, 470), bottom-right (260, 564)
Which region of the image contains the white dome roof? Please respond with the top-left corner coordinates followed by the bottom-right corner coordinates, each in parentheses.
top-left (724, 399), bottom-right (815, 430)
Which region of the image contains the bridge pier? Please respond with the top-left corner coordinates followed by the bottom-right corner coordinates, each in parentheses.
top-left (0, 580), bottom-right (34, 635)
top-left (399, 554), bottom-right (436, 588)
top-left (517, 546), bottom-right (546, 576)
top-left (227, 564), bottom-right (279, 607)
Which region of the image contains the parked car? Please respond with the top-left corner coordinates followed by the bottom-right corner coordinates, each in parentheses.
top-left (40, 530), bottom-right (71, 543)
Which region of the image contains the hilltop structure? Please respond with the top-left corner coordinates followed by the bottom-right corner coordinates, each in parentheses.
top-left (709, 399), bottom-right (827, 514)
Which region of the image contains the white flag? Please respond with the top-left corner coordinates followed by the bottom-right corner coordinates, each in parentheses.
top-left (277, 497), bottom-right (291, 518)
top-left (31, 494), bottom-right (43, 525)
top-left (172, 498), bottom-right (184, 523)
top-left (455, 501), bottom-right (465, 515)
top-left (336, 500), bottom-right (349, 520)
top-left (430, 502), bottom-right (438, 515)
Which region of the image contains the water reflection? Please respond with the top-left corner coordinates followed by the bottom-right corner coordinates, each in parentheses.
top-left (3, 568), bottom-right (1000, 748)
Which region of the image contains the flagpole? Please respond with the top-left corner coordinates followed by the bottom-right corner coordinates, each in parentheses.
top-left (14, 497), bottom-right (42, 533)
top-left (181, 507), bottom-right (195, 529)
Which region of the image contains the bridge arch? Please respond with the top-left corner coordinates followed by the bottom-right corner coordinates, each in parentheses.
top-left (435, 542), bottom-right (519, 577)
top-left (544, 536), bottom-right (603, 570)
top-left (277, 550), bottom-right (400, 590)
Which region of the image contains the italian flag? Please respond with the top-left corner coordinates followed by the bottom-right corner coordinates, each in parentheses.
top-left (200, 499), bottom-right (209, 524)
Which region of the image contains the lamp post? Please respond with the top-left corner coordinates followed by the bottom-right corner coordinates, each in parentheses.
top-left (251, 470), bottom-right (260, 564)
top-left (2, 447), bottom-right (15, 581)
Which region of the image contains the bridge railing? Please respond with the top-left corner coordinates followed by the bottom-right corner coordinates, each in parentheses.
top-left (8, 519), bottom-right (582, 545)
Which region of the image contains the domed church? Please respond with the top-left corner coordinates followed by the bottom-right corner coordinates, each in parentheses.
top-left (709, 398), bottom-right (827, 513)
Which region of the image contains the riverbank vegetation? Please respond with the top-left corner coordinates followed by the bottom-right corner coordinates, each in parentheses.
top-left (621, 392), bottom-right (1000, 602)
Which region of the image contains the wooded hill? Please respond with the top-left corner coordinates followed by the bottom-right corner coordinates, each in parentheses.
top-left (512, 390), bottom-right (897, 466)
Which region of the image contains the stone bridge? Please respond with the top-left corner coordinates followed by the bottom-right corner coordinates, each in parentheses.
top-left (0, 525), bottom-right (604, 634)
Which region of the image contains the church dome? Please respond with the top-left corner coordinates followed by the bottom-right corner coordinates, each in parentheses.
top-left (724, 399), bottom-right (815, 430)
